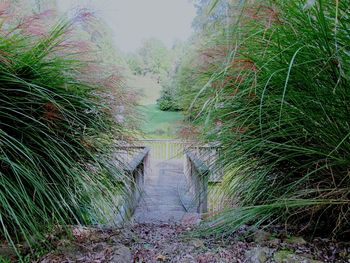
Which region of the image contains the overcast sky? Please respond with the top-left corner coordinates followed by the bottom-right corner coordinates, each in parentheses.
top-left (57, 0), bottom-right (196, 53)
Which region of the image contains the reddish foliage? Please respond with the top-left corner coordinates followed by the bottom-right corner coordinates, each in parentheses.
top-left (179, 124), bottom-right (201, 140)
top-left (5, 9), bottom-right (56, 37)
top-left (0, 2), bottom-right (10, 16)
top-left (59, 40), bottom-right (92, 54)
top-left (0, 49), bottom-right (12, 65)
top-left (43, 102), bottom-right (60, 121)
top-left (197, 45), bottom-right (230, 70)
top-left (231, 127), bottom-right (248, 134)
top-left (102, 74), bottom-right (123, 89)
top-left (212, 76), bottom-right (238, 90)
top-left (72, 8), bottom-right (96, 25)
top-left (229, 88), bottom-right (239, 97)
top-left (246, 5), bottom-right (280, 28)
top-left (231, 59), bottom-right (257, 72)
top-left (248, 92), bottom-right (257, 99)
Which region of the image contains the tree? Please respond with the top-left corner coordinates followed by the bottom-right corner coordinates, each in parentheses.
top-left (125, 38), bottom-right (172, 77)
top-left (138, 38), bottom-right (172, 76)
top-left (126, 53), bottom-right (145, 75)
top-left (192, 0), bottom-right (229, 32)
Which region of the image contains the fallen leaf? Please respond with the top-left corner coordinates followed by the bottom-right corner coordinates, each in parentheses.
top-left (156, 254), bottom-right (167, 261)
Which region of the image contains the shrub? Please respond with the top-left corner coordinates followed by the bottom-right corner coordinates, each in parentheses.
top-left (157, 91), bottom-right (182, 111)
top-left (0, 7), bottom-right (132, 252)
top-left (186, 0), bottom-right (350, 237)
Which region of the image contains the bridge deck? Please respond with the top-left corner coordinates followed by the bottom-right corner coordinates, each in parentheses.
top-left (133, 159), bottom-right (198, 224)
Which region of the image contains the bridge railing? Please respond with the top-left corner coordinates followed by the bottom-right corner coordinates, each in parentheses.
top-left (184, 149), bottom-right (210, 214)
top-left (137, 139), bottom-right (194, 160)
top-left (124, 146), bottom-right (150, 208)
top-left (184, 144), bottom-right (223, 214)
top-left (114, 140), bottom-right (222, 218)
top-left (114, 145), bottom-right (150, 222)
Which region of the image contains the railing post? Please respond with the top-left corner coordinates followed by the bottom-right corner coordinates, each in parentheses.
top-left (185, 150), bottom-right (210, 214)
top-left (166, 140), bottom-right (169, 159)
top-left (198, 170), bottom-right (208, 214)
top-left (119, 147), bottom-right (150, 219)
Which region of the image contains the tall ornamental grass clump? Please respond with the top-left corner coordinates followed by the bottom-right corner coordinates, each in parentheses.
top-left (0, 8), bottom-right (131, 249)
top-left (188, 0), bottom-right (350, 237)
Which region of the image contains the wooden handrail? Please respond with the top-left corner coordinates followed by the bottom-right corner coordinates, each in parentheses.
top-left (185, 150), bottom-right (209, 176)
top-left (124, 147), bottom-right (150, 172)
top-left (184, 145), bottom-right (223, 214)
top-left (185, 149), bottom-right (210, 214)
top-left (114, 146), bottom-right (150, 223)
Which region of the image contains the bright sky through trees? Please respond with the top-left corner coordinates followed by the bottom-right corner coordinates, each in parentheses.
top-left (58, 0), bottom-right (196, 52)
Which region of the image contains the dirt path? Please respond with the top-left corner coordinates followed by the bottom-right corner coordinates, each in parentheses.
top-left (37, 223), bottom-right (249, 263)
top-left (36, 222), bottom-right (350, 263)
top-left (33, 158), bottom-right (350, 263)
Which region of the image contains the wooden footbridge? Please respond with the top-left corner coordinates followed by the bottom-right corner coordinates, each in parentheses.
top-left (115, 139), bottom-right (222, 224)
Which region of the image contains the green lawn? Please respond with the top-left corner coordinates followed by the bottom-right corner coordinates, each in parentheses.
top-left (138, 104), bottom-right (183, 138)
top-left (126, 73), bottom-right (183, 138)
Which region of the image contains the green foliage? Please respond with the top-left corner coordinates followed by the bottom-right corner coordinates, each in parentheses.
top-left (157, 95), bottom-right (173, 111)
top-left (126, 39), bottom-right (186, 113)
top-left (0, 257), bottom-right (11, 263)
top-left (139, 38), bottom-right (172, 75)
top-left (157, 72), bottom-right (182, 112)
top-left (182, 0), bottom-right (350, 237)
top-left (0, 9), bottom-right (132, 255)
top-left (127, 53), bottom-right (145, 75)
top-left (156, 41), bottom-right (196, 113)
top-left (192, 0), bottom-right (229, 32)
top-left (126, 38), bottom-right (172, 77)
top-left (157, 94), bottom-right (181, 112)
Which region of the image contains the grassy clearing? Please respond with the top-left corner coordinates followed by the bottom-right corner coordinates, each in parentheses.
top-left (138, 104), bottom-right (183, 138)
top-left (126, 73), bottom-right (183, 138)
